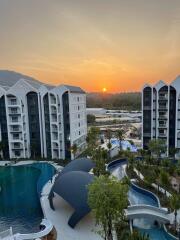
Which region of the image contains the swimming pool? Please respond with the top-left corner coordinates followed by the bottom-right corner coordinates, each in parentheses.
top-left (0, 163), bottom-right (56, 234)
top-left (108, 160), bottom-right (176, 240)
top-left (110, 139), bottom-right (138, 152)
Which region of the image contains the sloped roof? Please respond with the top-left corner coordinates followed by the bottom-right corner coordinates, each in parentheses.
top-left (0, 70), bottom-right (85, 93)
top-left (63, 84), bottom-right (85, 94)
top-left (0, 70), bottom-right (43, 87)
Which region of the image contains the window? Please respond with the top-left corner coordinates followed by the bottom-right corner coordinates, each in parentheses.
top-left (14, 143), bottom-right (20, 148)
top-left (12, 116), bottom-right (18, 122)
top-left (14, 150), bottom-right (20, 157)
top-left (10, 99), bottom-right (17, 105)
top-left (13, 133), bottom-right (19, 139)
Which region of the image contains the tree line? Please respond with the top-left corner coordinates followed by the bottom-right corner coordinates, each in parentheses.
top-left (87, 92), bottom-right (141, 111)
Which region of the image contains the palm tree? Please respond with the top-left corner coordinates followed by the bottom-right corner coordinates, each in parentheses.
top-left (0, 141), bottom-right (5, 159)
top-left (169, 147), bottom-right (179, 159)
top-left (159, 170), bottom-right (169, 196)
top-left (31, 143), bottom-right (38, 159)
top-left (169, 194), bottom-right (180, 230)
top-left (71, 144), bottom-right (77, 159)
top-left (106, 129), bottom-right (112, 160)
top-left (116, 129), bottom-right (125, 151)
top-left (128, 231), bottom-right (150, 240)
top-left (148, 139), bottom-right (166, 164)
top-left (92, 147), bottom-right (107, 176)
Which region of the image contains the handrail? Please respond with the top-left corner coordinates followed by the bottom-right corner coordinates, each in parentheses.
top-left (14, 219), bottom-right (53, 240)
top-left (127, 204), bottom-right (168, 214)
top-left (125, 205), bottom-right (170, 223)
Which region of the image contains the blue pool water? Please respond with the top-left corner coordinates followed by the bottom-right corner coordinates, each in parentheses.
top-left (109, 162), bottom-right (175, 240)
top-left (0, 163), bottom-right (55, 234)
top-left (111, 139), bottom-right (138, 152)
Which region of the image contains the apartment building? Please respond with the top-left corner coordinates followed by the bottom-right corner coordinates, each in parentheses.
top-left (0, 71), bottom-right (87, 160)
top-left (142, 76), bottom-right (180, 156)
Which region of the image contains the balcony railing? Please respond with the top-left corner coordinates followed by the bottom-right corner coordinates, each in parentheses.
top-left (158, 106), bottom-right (167, 110)
top-left (158, 115), bottom-right (167, 119)
top-left (158, 124), bottom-right (167, 128)
top-left (159, 133), bottom-right (167, 137)
top-left (51, 110), bottom-right (57, 114)
top-left (8, 100), bottom-right (18, 105)
top-left (159, 96), bottom-right (168, 100)
top-left (12, 145), bottom-right (23, 149)
top-left (9, 110), bottom-right (21, 115)
top-left (143, 133), bottom-right (151, 137)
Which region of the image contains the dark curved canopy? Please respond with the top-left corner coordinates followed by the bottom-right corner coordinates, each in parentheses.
top-left (60, 157), bottom-right (94, 175)
top-left (49, 171), bottom-right (94, 228)
top-left (49, 158), bottom-right (95, 228)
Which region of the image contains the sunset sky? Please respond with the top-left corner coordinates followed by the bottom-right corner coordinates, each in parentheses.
top-left (0, 0), bottom-right (180, 92)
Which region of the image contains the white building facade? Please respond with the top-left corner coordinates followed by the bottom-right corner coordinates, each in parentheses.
top-left (0, 71), bottom-right (87, 160)
top-left (142, 76), bottom-right (180, 156)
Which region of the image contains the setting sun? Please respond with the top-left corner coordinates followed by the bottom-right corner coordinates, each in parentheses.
top-left (102, 87), bottom-right (107, 93)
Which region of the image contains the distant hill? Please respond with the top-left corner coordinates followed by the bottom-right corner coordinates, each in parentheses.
top-left (87, 92), bottom-right (141, 111)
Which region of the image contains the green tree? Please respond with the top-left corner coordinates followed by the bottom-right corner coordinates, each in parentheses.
top-left (0, 141), bottom-right (5, 159)
top-left (106, 129), bottom-right (112, 160)
top-left (144, 171), bottom-right (156, 187)
top-left (86, 127), bottom-right (100, 156)
top-left (169, 147), bottom-right (179, 159)
top-left (88, 175), bottom-right (129, 240)
top-left (87, 114), bottom-right (96, 125)
top-left (128, 231), bottom-right (150, 240)
top-left (159, 170), bottom-right (169, 195)
top-left (169, 194), bottom-right (180, 230)
top-left (31, 142), bottom-right (38, 159)
top-left (116, 129), bottom-right (125, 151)
top-left (92, 147), bottom-right (108, 176)
top-left (148, 139), bottom-right (166, 163)
top-left (70, 144), bottom-right (78, 159)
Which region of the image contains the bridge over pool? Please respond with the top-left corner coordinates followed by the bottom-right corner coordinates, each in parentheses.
top-left (125, 205), bottom-right (170, 224)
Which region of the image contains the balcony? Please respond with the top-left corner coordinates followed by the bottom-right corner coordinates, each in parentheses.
top-left (51, 119), bottom-right (57, 124)
top-left (158, 115), bottom-right (167, 120)
top-left (159, 133), bottom-right (167, 137)
top-left (143, 133), bottom-right (151, 137)
top-left (8, 100), bottom-right (18, 106)
top-left (52, 127), bottom-right (58, 132)
top-left (158, 124), bottom-right (167, 128)
top-left (159, 95), bottom-right (168, 101)
top-left (143, 106), bottom-right (151, 110)
top-left (158, 105), bottom-right (167, 110)
top-left (10, 127), bottom-right (21, 132)
top-left (9, 109), bottom-right (21, 115)
top-left (51, 110), bottom-right (57, 115)
top-left (11, 145), bottom-right (23, 150)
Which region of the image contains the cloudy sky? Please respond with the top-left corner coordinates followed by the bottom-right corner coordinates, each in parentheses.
top-left (0, 0), bottom-right (180, 92)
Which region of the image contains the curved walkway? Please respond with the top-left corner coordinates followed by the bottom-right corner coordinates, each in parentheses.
top-left (14, 219), bottom-right (53, 240)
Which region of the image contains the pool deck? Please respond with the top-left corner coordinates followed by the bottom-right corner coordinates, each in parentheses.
top-left (41, 179), bottom-right (102, 240)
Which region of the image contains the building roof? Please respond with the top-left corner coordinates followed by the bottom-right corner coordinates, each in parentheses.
top-left (0, 70), bottom-right (43, 88)
top-left (62, 84), bottom-right (85, 94)
top-left (0, 70), bottom-right (85, 93)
